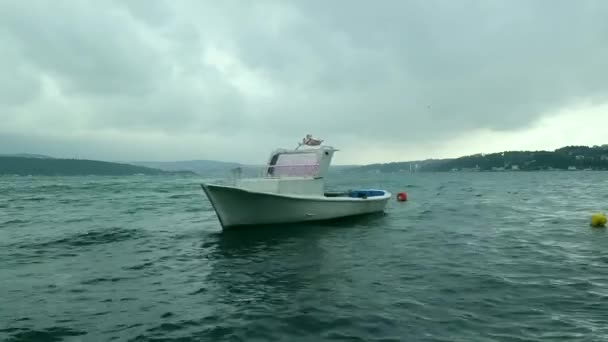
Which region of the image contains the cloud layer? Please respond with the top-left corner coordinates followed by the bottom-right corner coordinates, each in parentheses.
top-left (1, 0), bottom-right (608, 163)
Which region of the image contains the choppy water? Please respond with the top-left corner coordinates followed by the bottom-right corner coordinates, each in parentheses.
top-left (1, 172), bottom-right (607, 341)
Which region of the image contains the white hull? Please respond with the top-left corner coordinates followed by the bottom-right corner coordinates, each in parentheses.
top-left (201, 183), bottom-right (390, 229)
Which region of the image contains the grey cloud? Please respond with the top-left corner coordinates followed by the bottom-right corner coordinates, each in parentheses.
top-left (121, 0), bottom-right (174, 26)
top-left (0, 61), bottom-right (41, 107)
top-left (1, 1), bottom-right (164, 96)
top-left (235, 0), bottom-right (608, 137)
top-left (1, 0), bottom-right (607, 162)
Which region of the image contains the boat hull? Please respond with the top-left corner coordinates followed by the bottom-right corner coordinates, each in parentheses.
top-left (201, 183), bottom-right (390, 229)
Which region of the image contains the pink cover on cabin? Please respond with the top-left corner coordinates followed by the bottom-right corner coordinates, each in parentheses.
top-left (270, 153), bottom-right (320, 177)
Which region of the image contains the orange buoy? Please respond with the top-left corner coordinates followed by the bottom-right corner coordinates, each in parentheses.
top-left (396, 192), bottom-right (408, 202)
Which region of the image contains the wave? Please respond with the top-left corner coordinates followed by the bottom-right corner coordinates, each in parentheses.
top-left (80, 276), bottom-right (129, 285)
top-left (168, 194), bottom-right (197, 199)
top-left (41, 227), bottom-right (144, 248)
top-left (1, 219), bottom-right (29, 226)
top-left (6, 228), bottom-right (146, 262)
top-left (3, 327), bottom-right (86, 342)
top-left (20, 197), bottom-right (46, 202)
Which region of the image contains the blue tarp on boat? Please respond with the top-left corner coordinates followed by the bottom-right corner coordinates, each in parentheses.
top-left (348, 189), bottom-right (385, 198)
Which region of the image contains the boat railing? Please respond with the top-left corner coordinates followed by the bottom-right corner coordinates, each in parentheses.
top-left (227, 164), bottom-right (322, 183)
top-left (229, 167), bottom-right (243, 185)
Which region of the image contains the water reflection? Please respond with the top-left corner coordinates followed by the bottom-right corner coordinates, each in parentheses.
top-left (199, 213), bottom-right (387, 326)
top-left (209, 212), bottom-right (387, 257)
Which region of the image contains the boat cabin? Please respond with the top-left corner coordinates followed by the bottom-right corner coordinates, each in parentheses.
top-left (236, 145), bottom-right (337, 196)
top-left (265, 145), bottom-right (336, 179)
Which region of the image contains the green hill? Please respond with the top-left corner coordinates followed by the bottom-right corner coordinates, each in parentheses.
top-left (0, 156), bottom-right (193, 176)
top-left (346, 145), bottom-right (608, 173)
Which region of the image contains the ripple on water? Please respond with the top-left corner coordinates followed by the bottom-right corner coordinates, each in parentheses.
top-left (168, 194), bottom-right (198, 199)
top-left (3, 327), bottom-right (87, 342)
top-left (1, 227), bottom-right (145, 266)
top-left (80, 277), bottom-right (130, 285)
top-left (20, 197), bottom-right (47, 202)
top-left (63, 217), bottom-right (93, 223)
top-left (33, 227), bottom-right (144, 248)
top-left (1, 219), bottom-right (29, 226)
top-left (127, 317), bottom-right (237, 342)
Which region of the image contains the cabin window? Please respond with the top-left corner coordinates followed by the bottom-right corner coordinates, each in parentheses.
top-left (268, 152), bottom-right (320, 177)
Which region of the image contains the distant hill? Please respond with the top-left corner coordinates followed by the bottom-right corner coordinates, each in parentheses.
top-left (345, 159), bottom-right (450, 173)
top-left (13, 144), bottom-right (605, 176)
top-left (0, 153), bottom-right (355, 177)
top-left (130, 160), bottom-right (242, 177)
top-left (0, 153), bottom-right (54, 159)
top-left (345, 145), bottom-right (608, 173)
top-left (0, 156), bottom-right (194, 176)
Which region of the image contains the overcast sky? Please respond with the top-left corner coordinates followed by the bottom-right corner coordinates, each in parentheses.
top-left (1, 0), bottom-right (608, 165)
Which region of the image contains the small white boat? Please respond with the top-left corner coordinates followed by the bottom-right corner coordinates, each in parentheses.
top-left (201, 136), bottom-right (391, 229)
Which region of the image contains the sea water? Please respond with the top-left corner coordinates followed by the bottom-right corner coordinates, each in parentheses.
top-left (1, 172), bottom-right (607, 341)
